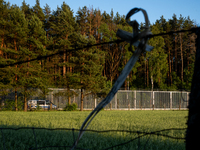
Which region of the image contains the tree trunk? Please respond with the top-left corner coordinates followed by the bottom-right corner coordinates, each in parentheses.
top-left (67, 87), bottom-right (71, 105)
top-left (68, 97), bottom-right (71, 105)
top-left (15, 88), bottom-right (18, 111)
top-left (63, 51), bottom-right (66, 76)
top-left (168, 46), bottom-right (172, 86)
top-left (24, 87), bottom-right (27, 112)
top-left (175, 36), bottom-right (178, 73)
top-left (186, 28), bottom-right (200, 150)
top-left (14, 37), bottom-right (18, 111)
top-left (0, 35), bottom-right (4, 56)
top-left (180, 33), bottom-right (184, 83)
top-left (80, 89), bottom-right (84, 111)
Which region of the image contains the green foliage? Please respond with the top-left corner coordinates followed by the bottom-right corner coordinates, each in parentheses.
top-left (36, 103), bottom-right (41, 110)
top-left (147, 23), bottom-right (168, 89)
top-left (1, 99), bottom-right (23, 111)
top-left (64, 103), bottom-right (77, 111)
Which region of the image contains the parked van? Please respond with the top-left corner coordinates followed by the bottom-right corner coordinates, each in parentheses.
top-left (28, 100), bottom-right (56, 110)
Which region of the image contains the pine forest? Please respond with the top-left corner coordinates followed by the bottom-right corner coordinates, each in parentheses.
top-left (0, 0), bottom-right (197, 111)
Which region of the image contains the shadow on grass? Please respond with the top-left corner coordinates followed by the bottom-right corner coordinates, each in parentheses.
top-left (0, 125), bottom-right (185, 150)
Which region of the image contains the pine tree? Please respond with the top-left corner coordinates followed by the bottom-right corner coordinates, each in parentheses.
top-left (12, 12), bottom-right (49, 111)
top-left (47, 2), bottom-right (78, 104)
top-left (69, 33), bottom-right (107, 111)
top-left (32, 0), bottom-right (45, 23)
top-left (5, 5), bottom-right (29, 111)
top-left (43, 3), bottom-right (51, 39)
top-left (147, 23), bottom-right (168, 89)
top-left (20, 0), bottom-right (31, 19)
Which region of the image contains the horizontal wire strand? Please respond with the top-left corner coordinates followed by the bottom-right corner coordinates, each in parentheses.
top-left (0, 27), bottom-right (199, 68)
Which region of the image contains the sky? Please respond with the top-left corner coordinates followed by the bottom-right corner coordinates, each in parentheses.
top-left (5, 0), bottom-right (200, 25)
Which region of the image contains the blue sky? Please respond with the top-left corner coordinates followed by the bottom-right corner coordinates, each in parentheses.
top-left (6, 0), bottom-right (200, 25)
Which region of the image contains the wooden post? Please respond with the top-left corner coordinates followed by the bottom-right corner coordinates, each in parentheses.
top-left (186, 27), bottom-right (200, 150)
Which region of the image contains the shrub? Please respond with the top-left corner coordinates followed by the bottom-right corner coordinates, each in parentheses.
top-left (64, 103), bottom-right (77, 111)
top-left (36, 103), bottom-right (41, 110)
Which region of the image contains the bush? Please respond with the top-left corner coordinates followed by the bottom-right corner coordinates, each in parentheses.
top-left (36, 103), bottom-right (41, 110)
top-left (64, 103), bottom-right (77, 111)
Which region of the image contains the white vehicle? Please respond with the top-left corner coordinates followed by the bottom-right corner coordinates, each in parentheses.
top-left (28, 100), bottom-right (57, 109)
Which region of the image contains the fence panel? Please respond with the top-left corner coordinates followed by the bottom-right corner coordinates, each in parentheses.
top-left (136, 91), bottom-right (152, 109)
top-left (172, 92), bottom-right (188, 109)
top-left (154, 92), bottom-right (170, 109)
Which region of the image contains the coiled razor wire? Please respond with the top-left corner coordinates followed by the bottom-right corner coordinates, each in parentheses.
top-left (70, 8), bottom-right (154, 150)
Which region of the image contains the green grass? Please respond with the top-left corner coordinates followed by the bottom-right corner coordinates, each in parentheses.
top-left (0, 110), bottom-right (188, 150)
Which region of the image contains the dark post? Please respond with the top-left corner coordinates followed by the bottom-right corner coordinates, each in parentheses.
top-left (186, 27), bottom-right (200, 150)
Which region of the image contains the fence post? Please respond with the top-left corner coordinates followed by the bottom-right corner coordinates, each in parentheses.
top-left (186, 27), bottom-right (200, 150)
top-left (115, 94), bottom-right (117, 109)
top-left (94, 98), bottom-right (96, 108)
top-left (134, 91), bottom-right (136, 109)
top-left (152, 91), bottom-right (154, 110)
top-left (127, 92), bottom-right (130, 110)
top-left (170, 92), bottom-right (172, 110)
top-left (50, 91), bottom-right (54, 106)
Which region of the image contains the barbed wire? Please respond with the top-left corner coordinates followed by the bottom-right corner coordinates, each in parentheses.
top-left (0, 127), bottom-right (186, 150)
top-left (0, 27), bottom-right (199, 69)
top-left (0, 39), bottom-right (124, 68)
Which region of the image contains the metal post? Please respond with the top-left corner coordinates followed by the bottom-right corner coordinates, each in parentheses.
top-left (151, 76), bottom-right (154, 110)
top-left (134, 90), bottom-right (136, 109)
top-left (50, 91), bottom-right (54, 106)
top-left (170, 92), bottom-right (172, 110)
top-left (94, 98), bottom-right (97, 108)
top-left (115, 94), bottom-right (117, 109)
top-left (127, 92), bottom-right (130, 110)
top-left (152, 91), bottom-right (154, 110)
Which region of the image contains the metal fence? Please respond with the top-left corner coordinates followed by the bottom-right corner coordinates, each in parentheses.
top-left (46, 89), bottom-right (189, 110)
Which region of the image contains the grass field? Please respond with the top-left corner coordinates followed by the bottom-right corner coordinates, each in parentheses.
top-left (0, 110), bottom-right (188, 150)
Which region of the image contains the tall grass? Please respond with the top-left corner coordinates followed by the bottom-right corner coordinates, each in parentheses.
top-left (0, 110), bottom-right (188, 149)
